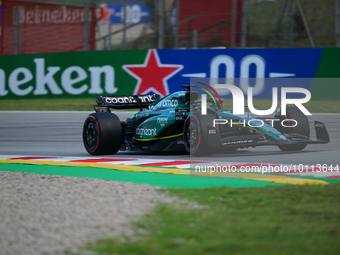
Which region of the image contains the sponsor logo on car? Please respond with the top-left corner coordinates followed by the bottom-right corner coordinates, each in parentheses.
top-left (95, 107), bottom-right (109, 113)
top-left (315, 122), bottom-right (324, 128)
top-left (135, 127), bottom-right (157, 137)
top-left (154, 99), bottom-right (179, 108)
top-left (157, 117), bottom-right (168, 126)
top-left (105, 94), bottom-right (156, 104)
top-left (135, 112), bottom-right (149, 119)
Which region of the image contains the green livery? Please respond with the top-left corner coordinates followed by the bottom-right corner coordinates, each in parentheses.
top-left (82, 85), bottom-right (330, 156)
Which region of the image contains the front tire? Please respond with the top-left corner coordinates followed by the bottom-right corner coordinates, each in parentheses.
top-left (83, 113), bottom-right (123, 155)
top-left (276, 107), bottom-right (310, 152)
top-left (183, 111), bottom-right (216, 156)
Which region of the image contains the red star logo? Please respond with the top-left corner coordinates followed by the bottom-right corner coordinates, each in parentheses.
top-left (123, 49), bottom-right (183, 97)
top-left (97, 4), bottom-right (113, 25)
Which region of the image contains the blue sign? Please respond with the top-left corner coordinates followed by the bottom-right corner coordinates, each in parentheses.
top-left (153, 48), bottom-right (323, 98)
top-left (106, 2), bottom-right (151, 25)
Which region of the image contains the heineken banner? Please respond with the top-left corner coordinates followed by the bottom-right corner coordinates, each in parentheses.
top-left (0, 48), bottom-right (339, 99)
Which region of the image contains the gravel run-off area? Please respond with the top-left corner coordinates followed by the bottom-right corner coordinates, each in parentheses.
top-left (0, 171), bottom-right (175, 255)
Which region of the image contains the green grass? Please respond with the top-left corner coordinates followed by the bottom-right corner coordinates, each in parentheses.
top-left (82, 183), bottom-right (340, 255)
top-left (0, 97), bottom-right (98, 111)
top-left (0, 97), bottom-right (339, 113)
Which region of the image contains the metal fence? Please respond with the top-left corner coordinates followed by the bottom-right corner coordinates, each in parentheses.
top-left (97, 0), bottom-right (340, 50)
top-left (0, 0), bottom-right (339, 55)
top-left (0, 0), bottom-right (96, 55)
top-left (95, 0), bottom-right (244, 50)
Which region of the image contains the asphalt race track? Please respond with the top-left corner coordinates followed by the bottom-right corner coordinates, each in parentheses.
top-left (0, 111), bottom-right (339, 166)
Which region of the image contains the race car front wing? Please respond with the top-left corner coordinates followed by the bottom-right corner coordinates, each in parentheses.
top-left (208, 121), bottom-right (330, 149)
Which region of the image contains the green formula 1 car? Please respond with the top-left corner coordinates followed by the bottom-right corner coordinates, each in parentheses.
top-left (82, 85), bottom-right (330, 156)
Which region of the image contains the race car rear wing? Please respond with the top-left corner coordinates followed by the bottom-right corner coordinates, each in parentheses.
top-left (93, 94), bottom-right (161, 112)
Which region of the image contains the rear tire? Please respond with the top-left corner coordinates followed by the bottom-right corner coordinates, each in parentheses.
top-left (83, 113), bottom-right (123, 155)
top-left (276, 107), bottom-right (310, 152)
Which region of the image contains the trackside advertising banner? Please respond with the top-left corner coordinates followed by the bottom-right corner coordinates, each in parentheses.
top-left (0, 48), bottom-right (340, 99)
